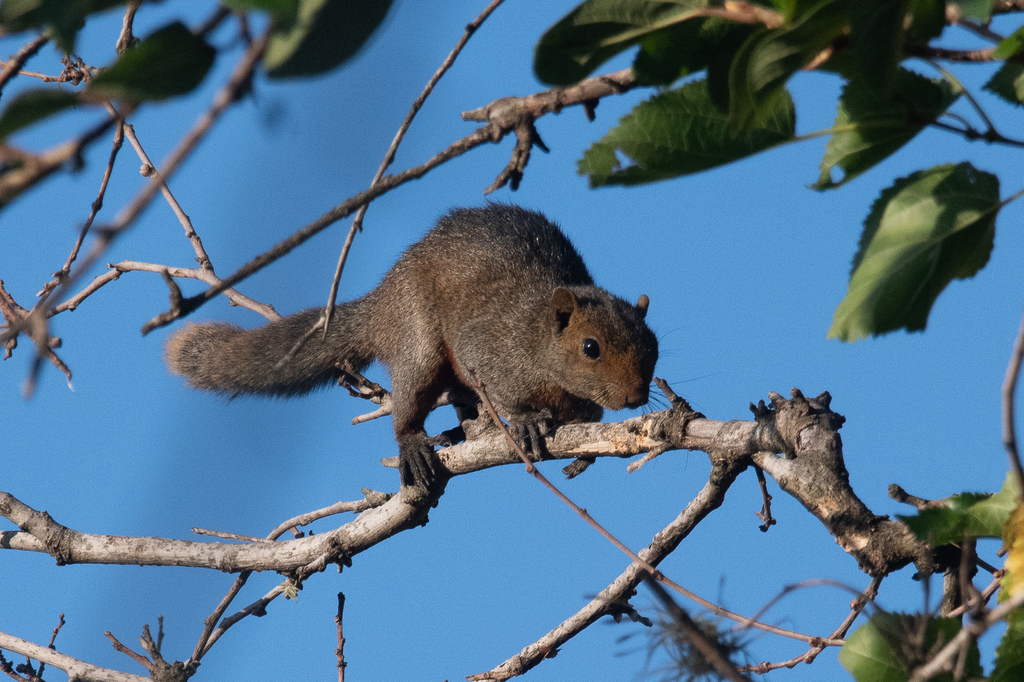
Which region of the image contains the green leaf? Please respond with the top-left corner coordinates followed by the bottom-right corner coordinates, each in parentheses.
top-left (89, 22), bottom-right (216, 102)
top-left (849, 0), bottom-right (908, 90)
top-left (900, 493), bottom-right (993, 546)
top-left (264, 0), bottom-right (394, 78)
top-left (705, 22), bottom-right (759, 112)
top-left (906, 0), bottom-right (946, 43)
top-left (727, 0), bottom-right (849, 129)
top-left (839, 614), bottom-right (907, 681)
top-left (972, 474), bottom-right (1023, 534)
top-left (948, 0), bottom-right (993, 22)
top-left (993, 25), bottom-right (1024, 60)
top-left (633, 16), bottom-right (737, 86)
top-left (816, 68), bottom-right (959, 189)
top-left (534, 0), bottom-right (709, 86)
top-left (984, 62), bottom-right (1024, 107)
top-left (899, 475), bottom-right (1018, 545)
top-left (828, 163), bottom-right (999, 340)
top-left (992, 619), bottom-right (1024, 682)
top-left (0, 89), bottom-right (79, 140)
top-left (0, 0), bottom-right (124, 52)
top-left (578, 79), bottom-right (794, 187)
top-left (841, 613), bottom-right (982, 682)
top-left (221, 0), bottom-right (299, 21)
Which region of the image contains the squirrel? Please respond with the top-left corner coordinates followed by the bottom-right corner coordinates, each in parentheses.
top-left (165, 204), bottom-right (658, 498)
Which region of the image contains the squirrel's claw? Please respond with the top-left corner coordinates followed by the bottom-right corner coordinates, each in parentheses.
top-left (507, 409), bottom-right (554, 457)
top-left (397, 433), bottom-right (443, 494)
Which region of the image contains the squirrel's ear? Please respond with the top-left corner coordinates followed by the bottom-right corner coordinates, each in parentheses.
top-left (550, 287), bottom-right (577, 332)
top-left (636, 294), bottom-right (650, 319)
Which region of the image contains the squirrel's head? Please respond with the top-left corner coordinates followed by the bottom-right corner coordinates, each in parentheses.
top-left (548, 287), bottom-right (658, 410)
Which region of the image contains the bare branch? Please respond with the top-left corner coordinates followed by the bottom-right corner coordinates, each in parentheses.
top-left (0, 388), bottom-right (941, 582)
top-left (38, 119), bottom-right (126, 302)
top-left (111, 261), bottom-right (278, 319)
top-left (53, 21), bottom-right (271, 330)
top-left (336, 593), bottom-right (347, 682)
top-left (742, 577), bottom-right (881, 673)
top-left (0, 113), bottom-right (119, 209)
top-left (0, 33), bottom-right (49, 94)
top-left (116, 1), bottom-right (142, 55)
top-left (321, 0), bottom-right (509, 338)
top-left (0, 630), bottom-right (149, 682)
top-left (118, 116), bottom-right (213, 269)
top-left (142, 125), bottom-right (497, 332)
top-left (103, 632), bottom-right (151, 672)
top-left (468, 460), bottom-right (745, 681)
top-left (1003, 300), bottom-right (1024, 501)
top-left (143, 65), bottom-right (650, 332)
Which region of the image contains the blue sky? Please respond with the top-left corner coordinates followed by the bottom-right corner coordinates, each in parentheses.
top-left (2, 1), bottom-right (1022, 680)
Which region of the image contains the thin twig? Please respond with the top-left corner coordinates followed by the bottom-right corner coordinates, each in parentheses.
top-left (0, 33), bottom-right (49, 94)
top-left (199, 583), bottom-right (291, 655)
top-left (944, 572), bottom-right (1004, 618)
top-left (103, 631), bottom-right (151, 672)
top-left (265, 493), bottom-right (391, 540)
top-left (188, 574), bottom-right (250, 666)
top-left (928, 61), bottom-right (999, 135)
top-left (143, 66), bottom-right (647, 332)
top-left (909, 588), bottom-right (1024, 682)
top-left (38, 119), bottom-right (125, 301)
top-left (753, 464), bottom-right (776, 532)
top-left (59, 21), bottom-right (269, 325)
top-left (188, 493), bottom-right (386, 666)
top-left (35, 612), bottom-right (65, 680)
top-left (646, 577), bottom-right (750, 682)
top-left (930, 118), bottom-right (1024, 148)
top-left (742, 577), bottom-right (881, 673)
top-left (1003, 300), bottom-right (1024, 502)
top-left (142, 125), bottom-right (496, 332)
top-left (336, 593), bottom-right (347, 682)
top-left (904, 45), bottom-right (996, 62)
top-left (320, 0), bottom-right (508, 337)
top-left (117, 114), bottom-right (213, 269)
top-left (110, 260), bottom-right (278, 319)
top-left (0, 108), bottom-right (119, 211)
top-left (116, 1), bottom-right (142, 55)
top-left (190, 528), bottom-right (271, 543)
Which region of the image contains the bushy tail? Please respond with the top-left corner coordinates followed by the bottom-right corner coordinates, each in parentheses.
top-left (164, 303), bottom-right (374, 398)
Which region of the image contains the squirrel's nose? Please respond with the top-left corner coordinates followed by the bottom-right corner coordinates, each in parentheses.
top-left (624, 386), bottom-right (649, 409)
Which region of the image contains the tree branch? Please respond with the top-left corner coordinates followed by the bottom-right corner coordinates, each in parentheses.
top-left (2, 389), bottom-right (935, 580)
top-left (142, 66), bottom-right (646, 333)
top-left (0, 630), bottom-right (149, 682)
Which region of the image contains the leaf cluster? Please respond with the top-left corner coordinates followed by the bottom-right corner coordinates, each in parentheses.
top-left (837, 475), bottom-right (1024, 680)
top-left (534, 0), bottom-right (1023, 340)
top-left (0, 0), bottom-right (393, 137)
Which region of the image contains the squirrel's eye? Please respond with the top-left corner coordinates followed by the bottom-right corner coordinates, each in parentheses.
top-left (581, 338), bottom-right (601, 360)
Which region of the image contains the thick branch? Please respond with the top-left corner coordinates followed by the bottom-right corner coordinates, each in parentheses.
top-left (2, 391), bottom-right (931, 579)
top-left (0, 630), bottom-right (148, 682)
top-left (0, 489), bottom-right (423, 572)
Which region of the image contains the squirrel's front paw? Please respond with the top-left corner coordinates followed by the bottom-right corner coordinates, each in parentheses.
top-left (507, 409), bottom-right (555, 456)
top-left (397, 433), bottom-right (445, 502)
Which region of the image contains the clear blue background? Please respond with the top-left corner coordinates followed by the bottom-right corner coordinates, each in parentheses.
top-left (2, 2), bottom-right (1021, 680)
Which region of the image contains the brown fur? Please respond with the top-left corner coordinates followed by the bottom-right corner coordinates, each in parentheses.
top-left (165, 205), bottom-right (658, 496)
